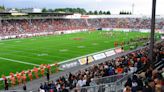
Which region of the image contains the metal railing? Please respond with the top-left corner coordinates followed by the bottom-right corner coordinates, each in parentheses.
top-left (0, 90), bottom-right (25, 92)
top-left (92, 73), bottom-right (127, 85)
top-left (71, 73), bottom-right (133, 92)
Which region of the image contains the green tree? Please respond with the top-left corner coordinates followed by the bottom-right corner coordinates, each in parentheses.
top-left (120, 11), bottom-right (126, 15)
top-left (88, 11), bottom-right (93, 15)
top-left (54, 8), bottom-right (86, 14)
top-left (103, 11), bottom-right (106, 15)
top-left (48, 9), bottom-right (53, 12)
top-left (94, 10), bottom-right (98, 15)
top-left (106, 11), bottom-right (111, 15)
top-left (54, 8), bottom-right (64, 12)
top-left (129, 12), bottom-right (132, 15)
top-left (0, 5), bottom-right (5, 12)
top-left (99, 10), bottom-right (103, 15)
top-left (42, 8), bottom-right (47, 12)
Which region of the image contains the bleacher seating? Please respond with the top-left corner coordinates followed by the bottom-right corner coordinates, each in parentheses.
top-left (0, 18), bottom-right (164, 37)
top-left (38, 41), bottom-right (164, 92)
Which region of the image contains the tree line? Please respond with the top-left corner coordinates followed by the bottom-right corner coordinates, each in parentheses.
top-left (42, 8), bottom-right (111, 15)
top-left (0, 6), bottom-right (132, 15)
top-left (119, 11), bottom-right (132, 15)
top-left (42, 8), bottom-right (132, 15)
top-left (0, 5), bottom-right (5, 12)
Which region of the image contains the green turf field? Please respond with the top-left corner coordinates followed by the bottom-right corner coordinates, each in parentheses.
top-left (0, 31), bottom-right (149, 76)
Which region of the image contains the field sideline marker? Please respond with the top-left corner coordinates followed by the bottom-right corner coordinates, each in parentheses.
top-left (0, 57), bottom-right (40, 66)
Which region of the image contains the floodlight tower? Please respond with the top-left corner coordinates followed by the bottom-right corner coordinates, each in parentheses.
top-left (149, 0), bottom-right (156, 63)
top-left (132, 3), bottom-right (134, 14)
top-left (0, 17), bottom-right (1, 27)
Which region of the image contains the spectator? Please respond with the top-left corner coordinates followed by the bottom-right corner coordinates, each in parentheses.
top-left (131, 75), bottom-right (138, 92)
top-left (43, 82), bottom-right (49, 92)
top-left (125, 77), bottom-right (132, 87)
top-left (143, 79), bottom-right (155, 92)
top-left (46, 69), bottom-right (50, 81)
top-left (23, 84), bottom-right (27, 91)
top-left (4, 78), bottom-right (9, 90)
top-left (40, 83), bottom-right (44, 89)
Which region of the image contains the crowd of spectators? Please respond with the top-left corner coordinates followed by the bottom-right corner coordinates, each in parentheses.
top-left (124, 67), bottom-right (164, 92)
top-left (38, 39), bottom-right (164, 92)
top-left (123, 41), bottom-right (164, 92)
top-left (87, 18), bottom-right (164, 29)
top-left (0, 19), bottom-right (87, 36)
top-left (0, 18), bottom-right (164, 36)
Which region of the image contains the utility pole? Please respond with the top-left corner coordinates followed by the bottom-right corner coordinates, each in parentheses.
top-left (149, 0), bottom-right (156, 63)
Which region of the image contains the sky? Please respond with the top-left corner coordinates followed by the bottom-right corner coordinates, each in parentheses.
top-left (0, 0), bottom-right (163, 15)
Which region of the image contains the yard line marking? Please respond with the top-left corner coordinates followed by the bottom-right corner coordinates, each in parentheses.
top-left (104, 41), bottom-right (109, 43)
top-left (77, 46), bottom-right (85, 48)
top-left (92, 43), bottom-right (98, 45)
top-left (0, 57), bottom-right (40, 66)
top-left (59, 49), bottom-right (68, 52)
top-left (37, 53), bottom-right (49, 56)
top-left (15, 41), bottom-right (21, 43)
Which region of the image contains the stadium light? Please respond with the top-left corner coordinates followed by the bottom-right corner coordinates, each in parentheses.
top-left (132, 3), bottom-right (134, 15)
top-left (149, 0), bottom-right (156, 63)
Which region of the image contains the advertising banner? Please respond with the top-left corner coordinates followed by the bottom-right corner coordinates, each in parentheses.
top-left (93, 53), bottom-right (106, 60)
top-left (115, 48), bottom-right (124, 53)
top-left (105, 50), bottom-right (116, 57)
top-left (78, 56), bottom-right (94, 65)
top-left (60, 60), bottom-right (80, 69)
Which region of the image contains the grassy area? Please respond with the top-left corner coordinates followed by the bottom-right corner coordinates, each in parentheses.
top-left (0, 31), bottom-right (150, 76)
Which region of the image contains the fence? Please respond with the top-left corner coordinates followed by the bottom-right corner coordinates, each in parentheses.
top-left (0, 90), bottom-right (25, 92)
top-left (71, 73), bottom-right (133, 92)
top-left (92, 73), bottom-right (127, 84)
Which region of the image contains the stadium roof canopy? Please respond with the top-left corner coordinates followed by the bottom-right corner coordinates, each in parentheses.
top-left (0, 12), bottom-right (73, 20)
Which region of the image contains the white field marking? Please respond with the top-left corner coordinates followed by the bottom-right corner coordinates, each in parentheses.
top-left (15, 41), bottom-right (21, 43)
top-left (5, 43), bottom-right (94, 59)
top-left (1, 50), bottom-right (53, 62)
top-left (59, 49), bottom-right (68, 52)
top-left (0, 57), bottom-right (40, 66)
top-left (31, 39), bottom-right (36, 40)
top-left (43, 37), bottom-right (48, 39)
top-left (77, 46), bottom-right (85, 48)
top-left (1, 37), bottom-right (95, 54)
top-left (104, 41), bottom-right (109, 43)
top-left (92, 43), bottom-right (98, 45)
top-left (37, 53), bottom-right (48, 56)
top-left (57, 39), bottom-right (148, 65)
top-left (58, 46), bottom-right (116, 65)
top-left (0, 42), bottom-right (60, 58)
top-left (1, 47), bottom-right (65, 61)
top-left (11, 50), bottom-right (22, 52)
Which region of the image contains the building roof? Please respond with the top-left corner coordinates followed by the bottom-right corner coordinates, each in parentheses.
top-left (0, 12), bottom-right (73, 20)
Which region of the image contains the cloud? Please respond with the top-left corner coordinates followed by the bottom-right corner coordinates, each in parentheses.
top-left (96, 0), bottom-right (103, 2)
top-left (0, 0), bottom-right (163, 15)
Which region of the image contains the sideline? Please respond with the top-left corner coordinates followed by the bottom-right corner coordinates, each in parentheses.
top-left (0, 57), bottom-right (40, 66)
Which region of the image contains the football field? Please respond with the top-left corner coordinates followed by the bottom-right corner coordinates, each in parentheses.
top-left (0, 31), bottom-right (149, 76)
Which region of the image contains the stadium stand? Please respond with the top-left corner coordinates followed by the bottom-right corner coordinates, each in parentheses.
top-left (0, 14), bottom-right (163, 91)
top-left (123, 41), bottom-right (164, 92)
top-left (0, 18), bottom-right (164, 38)
top-left (37, 41), bottom-right (164, 92)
